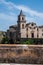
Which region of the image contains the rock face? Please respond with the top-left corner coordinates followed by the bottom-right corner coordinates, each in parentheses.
top-left (0, 45), bottom-right (43, 64)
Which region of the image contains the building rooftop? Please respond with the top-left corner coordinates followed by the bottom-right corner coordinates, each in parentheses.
top-left (26, 22), bottom-right (36, 26)
top-left (18, 10), bottom-right (25, 16)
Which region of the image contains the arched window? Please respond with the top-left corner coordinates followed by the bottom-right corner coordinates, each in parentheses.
top-left (22, 24), bottom-right (24, 29)
top-left (22, 17), bottom-right (24, 20)
top-left (31, 33), bottom-right (34, 38)
top-left (31, 23), bottom-right (34, 26)
top-left (26, 28), bottom-right (28, 31)
top-left (26, 34), bottom-right (28, 38)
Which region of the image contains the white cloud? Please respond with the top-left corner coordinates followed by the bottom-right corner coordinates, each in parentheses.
top-left (0, 12), bottom-right (17, 31)
top-left (0, 0), bottom-right (43, 19)
top-left (26, 17), bottom-right (35, 22)
top-left (16, 5), bottom-right (43, 18)
top-left (0, 12), bottom-right (17, 25)
top-left (0, 0), bottom-right (43, 27)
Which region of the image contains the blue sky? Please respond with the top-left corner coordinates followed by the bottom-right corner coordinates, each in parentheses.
top-left (0, 0), bottom-right (43, 31)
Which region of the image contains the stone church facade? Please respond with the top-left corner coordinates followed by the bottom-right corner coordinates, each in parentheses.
top-left (7, 10), bottom-right (43, 42)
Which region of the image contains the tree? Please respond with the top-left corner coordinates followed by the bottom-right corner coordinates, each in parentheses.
top-left (1, 36), bottom-right (9, 44)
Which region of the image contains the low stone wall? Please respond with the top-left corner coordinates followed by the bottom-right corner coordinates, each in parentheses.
top-left (0, 44), bottom-right (43, 64)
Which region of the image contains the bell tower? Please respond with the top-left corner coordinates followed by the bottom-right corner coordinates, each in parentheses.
top-left (17, 10), bottom-right (26, 39)
top-left (17, 10), bottom-right (26, 29)
top-left (18, 10), bottom-right (26, 22)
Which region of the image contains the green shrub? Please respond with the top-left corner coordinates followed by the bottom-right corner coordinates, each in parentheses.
top-left (1, 36), bottom-right (9, 44)
top-left (20, 39), bottom-right (34, 44)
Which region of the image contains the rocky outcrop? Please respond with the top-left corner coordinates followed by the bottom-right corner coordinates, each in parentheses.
top-left (0, 45), bottom-right (43, 64)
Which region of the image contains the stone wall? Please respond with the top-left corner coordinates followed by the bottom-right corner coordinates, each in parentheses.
top-left (0, 44), bottom-right (43, 64)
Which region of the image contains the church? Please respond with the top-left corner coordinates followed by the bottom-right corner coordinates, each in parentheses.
top-left (7, 10), bottom-right (43, 42)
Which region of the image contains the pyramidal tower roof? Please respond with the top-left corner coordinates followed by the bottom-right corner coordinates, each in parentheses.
top-left (20, 10), bottom-right (23, 15)
top-left (19, 10), bottom-right (25, 16)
